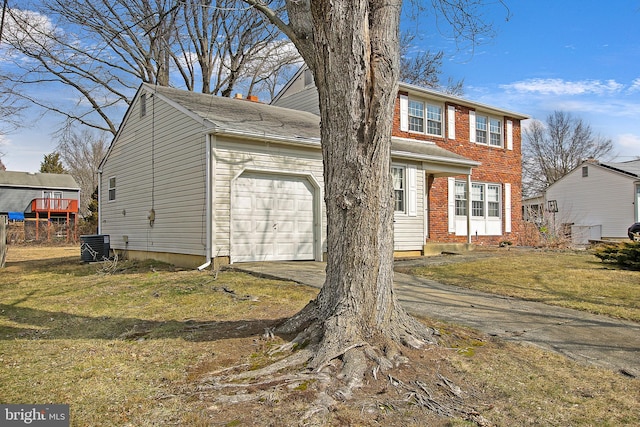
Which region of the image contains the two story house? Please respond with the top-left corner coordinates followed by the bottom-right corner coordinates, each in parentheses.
top-left (0, 170), bottom-right (80, 241)
top-left (98, 74), bottom-right (526, 268)
top-left (273, 69), bottom-right (527, 251)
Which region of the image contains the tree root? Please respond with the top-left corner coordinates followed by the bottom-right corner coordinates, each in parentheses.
top-left (194, 317), bottom-right (489, 426)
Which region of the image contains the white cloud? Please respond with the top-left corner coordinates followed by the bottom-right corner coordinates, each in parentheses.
top-left (628, 78), bottom-right (640, 93)
top-left (617, 133), bottom-right (640, 150)
top-left (500, 78), bottom-right (624, 96)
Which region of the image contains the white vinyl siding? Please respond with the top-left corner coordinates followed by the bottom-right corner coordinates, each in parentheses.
top-left (636, 184), bottom-right (640, 222)
top-left (546, 164), bottom-right (638, 239)
top-left (101, 87), bottom-right (430, 262)
top-left (393, 162), bottom-right (424, 250)
top-left (100, 90), bottom-right (209, 256)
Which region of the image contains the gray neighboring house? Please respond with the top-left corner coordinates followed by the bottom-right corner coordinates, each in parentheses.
top-left (98, 83), bottom-right (479, 268)
top-left (523, 159), bottom-right (640, 243)
top-left (0, 171), bottom-right (80, 221)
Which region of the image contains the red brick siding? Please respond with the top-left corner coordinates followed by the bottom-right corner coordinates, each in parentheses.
top-left (393, 93), bottom-right (523, 245)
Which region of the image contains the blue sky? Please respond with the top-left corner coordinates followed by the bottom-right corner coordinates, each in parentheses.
top-left (419, 1), bottom-right (640, 161)
top-left (2, 1), bottom-right (639, 172)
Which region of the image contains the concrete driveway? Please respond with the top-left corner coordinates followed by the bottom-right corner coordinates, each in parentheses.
top-left (230, 259), bottom-right (640, 377)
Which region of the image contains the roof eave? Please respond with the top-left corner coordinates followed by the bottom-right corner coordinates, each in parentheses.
top-left (399, 82), bottom-right (529, 120)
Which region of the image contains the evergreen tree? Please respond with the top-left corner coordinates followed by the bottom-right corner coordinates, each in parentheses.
top-left (39, 152), bottom-right (66, 174)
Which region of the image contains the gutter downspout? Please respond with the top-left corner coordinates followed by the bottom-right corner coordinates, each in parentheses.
top-left (97, 171), bottom-right (102, 235)
top-left (467, 173), bottom-right (472, 244)
top-left (197, 133), bottom-right (213, 271)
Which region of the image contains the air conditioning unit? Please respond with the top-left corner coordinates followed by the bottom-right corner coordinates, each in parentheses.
top-left (80, 234), bottom-right (111, 262)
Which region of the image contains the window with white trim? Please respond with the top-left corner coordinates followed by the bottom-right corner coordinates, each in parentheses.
top-left (476, 114), bottom-right (502, 147)
top-left (392, 167), bottom-right (405, 212)
top-left (108, 176), bottom-right (116, 201)
top-left (408, 100), bottom-right (424, 133)
top-left (471, 183), bottom-right (484, 217)
top-left (456, 181), bottom-right (501, 219)
top-left (455, 182), bottom-right (467, 216)
top-left (427, 104), bottom-right (443, 135)
top-left (140, 93), bottom-right (147, 117)
top-left (406, 99), bottom-right (443, 136)
top-left (487, 185), bottom-right (500, 217)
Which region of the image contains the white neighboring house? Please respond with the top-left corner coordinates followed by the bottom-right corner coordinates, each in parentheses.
top-left (98, 83), bottom-right (478, 268)
top-left (531, 159), bottom-right (640, 243)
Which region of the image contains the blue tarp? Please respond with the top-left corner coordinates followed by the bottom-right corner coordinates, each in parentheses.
top-left (8, 212), bottom-right (25, 221)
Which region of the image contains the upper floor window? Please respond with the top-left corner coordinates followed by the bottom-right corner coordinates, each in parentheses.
top-left (427, 104), bottom-right (443, 135)
top-left (392, 166), bottom-right (405, 212)
top-left (582, 166), bottom-right (589, 177)
top-left (476, 114), bottom-right (502, 147)
top-left (408, 100), bottom-right (424, 133)
top-left (108, 176), bottom-right (116, 201)
top-left (140, 94), bottom-right (147, 117)
top-left (403, 96), bottom-right (443, 136)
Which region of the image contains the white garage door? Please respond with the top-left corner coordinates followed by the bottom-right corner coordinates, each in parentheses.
top-left (231, 173), bottom-right (315, 262)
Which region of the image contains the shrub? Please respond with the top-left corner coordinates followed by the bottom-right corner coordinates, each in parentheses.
top-left (593, 241), bottom-right (640, 271)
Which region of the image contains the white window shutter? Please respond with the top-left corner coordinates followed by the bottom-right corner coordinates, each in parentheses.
top-left (469, 110), bottom-right (476, 143)
top-left (407, 165), bottom-right (417, 217)
top-left (504, 183), bottom-right (512, 233)
top-left (447, 105), bottom-right (456, 139)
top-left (400, 95), bottom-right (408, 132)
top-left (447, 177), bottom-right (456, 232)
top-left (506, 120), bottom-right (513, 150)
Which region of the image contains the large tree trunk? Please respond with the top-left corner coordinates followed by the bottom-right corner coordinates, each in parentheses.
top-left (277, 0), bottom-right (434, 369)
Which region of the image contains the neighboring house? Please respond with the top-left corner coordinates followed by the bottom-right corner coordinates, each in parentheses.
top-left (524, 159), bottom-right (640, 243)
top-left (98, 78), bottom-right (527, 268)
top-left (0, 170), bottom-right (80, 239)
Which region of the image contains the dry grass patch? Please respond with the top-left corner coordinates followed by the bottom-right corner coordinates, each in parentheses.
top-left (1, 246), bottom-right (639, 426)
top-left (406, 249), bottom-right (640, 321)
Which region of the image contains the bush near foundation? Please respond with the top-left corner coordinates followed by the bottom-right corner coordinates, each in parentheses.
top-left (593, 241), bottom-right (640, 271)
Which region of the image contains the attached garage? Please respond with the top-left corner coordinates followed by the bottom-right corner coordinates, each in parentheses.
top-left (231, 171), bottom-right (318, 262)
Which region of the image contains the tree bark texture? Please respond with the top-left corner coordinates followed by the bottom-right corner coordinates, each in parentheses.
top-left (278, 0), bottom-right (433, 367)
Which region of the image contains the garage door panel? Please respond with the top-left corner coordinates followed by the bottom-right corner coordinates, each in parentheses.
top-left (255, 220), bottom-right (274, 233)
top-left (232, 173), bottom-right (316, 262)
top-left (298, 221), bottom-right (314, 234)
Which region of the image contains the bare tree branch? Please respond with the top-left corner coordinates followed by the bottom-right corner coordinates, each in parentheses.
top-left (522, 111), bottom-right (615, 197)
